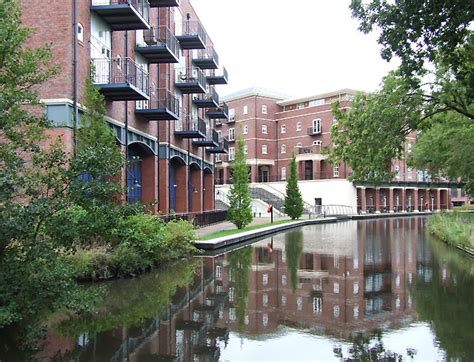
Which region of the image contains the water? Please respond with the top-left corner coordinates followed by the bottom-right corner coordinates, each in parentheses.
top-left (6, 217), bottom-right (474, 361)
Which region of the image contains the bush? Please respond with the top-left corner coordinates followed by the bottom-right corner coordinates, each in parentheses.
top-left (427, 212), bottom-right (474, 249)
top-left (163, 219), bottom-right (197, 260)
top-left (68, 247), bottom-right (112, 281)
top-left (110, 243), bottom-right (151, 278)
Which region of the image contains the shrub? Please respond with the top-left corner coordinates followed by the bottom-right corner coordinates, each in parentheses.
top-left (163, 220), bottom-right (198, 260)
top-left (427, 212), bottom-right (474, 249)
top-left (68, 247), bottom-right (112, 281)
top-left (110, 243), bottom-right (151, 278)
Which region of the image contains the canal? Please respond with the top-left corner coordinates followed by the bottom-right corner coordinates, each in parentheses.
top-left (11, 217), bottom-right (474, 360)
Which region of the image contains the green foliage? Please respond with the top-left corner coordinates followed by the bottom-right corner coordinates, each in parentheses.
top-left (426, 212), bottom-right (474, 249)
top-left (228, 247), bottom-right (252, 332)
top-left (227, 137), bottom-right (253, 229)
top-left (283, 154), bottom-right (304, 219)
top-left (410, 113), bottom-right (474, 193)
top-left (285, 229), bottom-right (303, 294)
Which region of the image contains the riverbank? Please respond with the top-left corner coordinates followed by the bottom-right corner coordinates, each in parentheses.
top-left (426, 212), bottom-right (474, 256)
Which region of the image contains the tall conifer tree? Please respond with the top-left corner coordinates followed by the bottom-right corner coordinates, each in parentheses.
top-left (284, 154), bottom-right (304, 219)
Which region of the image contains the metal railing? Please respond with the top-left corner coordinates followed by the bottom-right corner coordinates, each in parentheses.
top-left (181, 20), bottom-right (206, 42)
top-left (194, 87), bottom-right (219, 104)
top-left (136, 88), bottom-right (179, 115)
top-left (320, 205), bottom-right (355, 216)
top-left (195, 46), bottom-right (219, 65)
top-left (91, 57), bottom-right (150, 96)
top-left (308, 126), bottom-right (322, 135)
top-left (297, 145), bottom-right (322, 155)
top-left (139, 26), bottom-right (179, 54)
top-left (176, 114), bottom-right (206, 134)
top-left (91, 0), bottom-right (150, 24)
top-left (175, 66), bottom-right (206, 88)
top-left (161, 210), bottom-right (227, 227)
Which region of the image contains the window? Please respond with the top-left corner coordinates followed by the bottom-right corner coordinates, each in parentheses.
top-left (296, 142), bottom-right (302, 148)
top-left (333, 165), bottom-right (339, 177)
top-left (333, 282), bottom-right (340, 294)
top-left (262, 124), bottom-right (268, 134)
top-left (281, 125), bottom-right (287, 134)
top-left (395, 165), bottom-right (400, 178)
top-left (333, 305), bottom-right (340, 318)
top-left (313, 297), bottom-right (322, 313)
top-left (281, 167), bottom-right (287, 180)
top-left (333, 117), bottom-right (338, 124)
top-left (216, 130), bottom-right (222, 141)
top-left (313, 140), bottom-right (322, 146)
top-left (229, 108), bottom-right (235, 121)
top-left (228, 147), bottom-right (235, 161)
top-left (297, 103), bottom-right (304, 110)
top-left (243, 105), bottom-right (248, 114)
top-left (281, 144), bottom-right (286, 154)
top-left (353, 282), bottom-right (359, 294)
top-left (312, 119), bottom-right (322, 134)
top-left (262, 145), bottom-right (268, 154)
top-left (215, 265), bottom-right (222, 279)
top-left (262, 105), bottom-right (267, 114)
top-left (353, 305), bottom-right (359, 319)
top-left (262, 273), bottom-right (268, 285)
top-left (77, 23), bottom-right (84, 42)
top-left (297, 297), bottom-right (303, 311)
top-left (281, 295), bottom-right (287, 306)
top-left (309, 98), bottom-right (325, 107)
top-left (229, 308), bottom-right (236, 321)
top-left (262, 293), bottom-right (268, 306)
top-left (228, 128), bottom-right (235, 141)
top-left (244, 144), bottom-right (248, 154)
top-left (281, 275), bottom-right (287, 286)
top-left (407, 167), bottom-right (413, 179)
top-left (296, 122), bottom-right (302, 131)
top-left (229, 287), bottom-right (235, 302)
top-left (243, 124), bottom-right (248, 134)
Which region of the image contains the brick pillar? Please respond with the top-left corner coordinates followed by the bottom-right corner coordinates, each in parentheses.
top-left (360, 187), bottom-right (367, 214)
top-left (175, 164), bottom-right (188, 214)
top-left (444, 189), bottom-right (450, 210)
top-left (435, 189), bottom-right (441, 211)
top-left (375, 188), bottom-right (381, 213)
top-left (190, 169), bottom-right (202, 213)
top-left (400, 188), bottom-right (406, 212)
top-left (448, 190), bottom-right (453, 209)
top-left (158, 159), bottom-right (169, 214)
top-left (203, 171), bottom-right (214, 211)
top-left (413, 189), bottom-right (419, 212)
top-left (313, 160), bottom-right (321, 180)
top-left (142, 154), bottom-right (158, 213)
top-left (425, 189), bottom-right (430, 211)
top-left (251, 164), bottom-right (258, 183)
top-left (388, 188), bottom-right (394, 213)
top-left (223, 166), bottom-right (229, 184)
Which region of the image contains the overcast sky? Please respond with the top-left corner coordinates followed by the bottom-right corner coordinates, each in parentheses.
top-left (192, 0), bottom-right (399, 99)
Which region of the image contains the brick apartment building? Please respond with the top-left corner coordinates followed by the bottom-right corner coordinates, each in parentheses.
top-left (21, 0), bottom-right (229, 217)
top-left (216, 88), bottom-right (469, 213)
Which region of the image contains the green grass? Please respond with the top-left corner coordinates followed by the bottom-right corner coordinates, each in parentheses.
top-left (426, 212), bottom-right (474, 249)
top-left (454, 204), bottom-right (474, 211)
top-left (199, 219), bottom-right (297, 240)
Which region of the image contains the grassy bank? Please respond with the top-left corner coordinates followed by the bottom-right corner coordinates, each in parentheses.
top-left (200, 219), bottom-right (296, 240)
top-left (426, 212), bottom-right (474, 250)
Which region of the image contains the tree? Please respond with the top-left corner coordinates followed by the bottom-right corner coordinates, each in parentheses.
top-left (227, 137), bottom-right (253, 229)
top-left (283, 154), bottom-right (304, 219)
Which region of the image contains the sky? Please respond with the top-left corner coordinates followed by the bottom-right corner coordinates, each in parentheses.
top-left (191, 0), bottom-right (399, 99)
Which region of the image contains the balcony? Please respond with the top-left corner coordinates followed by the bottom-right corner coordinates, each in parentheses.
top-left (136, 27), bottom-right (180, 63)
top-left (193, 88), bottom-right (219, 108)
top-left (174, 67), bottom-right (207, 94)
top-left (206, 102), bottom-right (228, 119)
top-left (308, 126), bottom-right (322, 135)
top-left (208, 138), bottom-right (229, 154)
top-left (91, 57), bottom-right (150, 101)
top-left (176, 20), bottom-right (206, 49)
top-left (206, 66), bottom-right (228, 85)
top-left (90, 0), bottom-right (150, 31)
top-left (192, 47), bottom-right (219, 70)
top-left (297, 145), bottom-right (322, 155)
top-left (148, 0), bottom-right (180, 7)
top-left (135, 89), bottom-right (179, 120)
top-left (193, 129), bottom-right (219, 147)
top-left (174, 115), bottom-right (206, 138)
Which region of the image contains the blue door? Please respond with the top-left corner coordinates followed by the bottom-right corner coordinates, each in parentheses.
top-left (127, 150), bottom-right (142, 203)
top-left (169, 161), bottom-right (176, 211)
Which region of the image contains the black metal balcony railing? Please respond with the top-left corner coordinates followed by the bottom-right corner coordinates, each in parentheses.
top-left (193, 88), bottom-right (219, 108)
top-left (148, 0), bottom-right (180, 7)
top-left (297, 145), bottom-right (322, 155)
top-left (176, 20), bottom-right (206, 49)
top-left (174, 67), bottom-right (207, 94)
top-left (91, 0), bottom-right (150, 30)
top-left (193, 128), bottom-right (219, 147)
top-left (207, 66), bottom-right (228, 85)
top-left (308, 126), bottom-right (322, 135)
top-left (135, 89), bottom-right (179, 120)
top-left (136, 26), bottom-right (180, 63)
top-left (207, 102), bottom-right (229, 119)
top-left (193, 47), bottom-right (219, 69)
top-left (207, 137), bottom-right (229, 154)
top-left (175, 115), bottom-right (206, 138)
top-left (91, 57), bottom-right (150, 100)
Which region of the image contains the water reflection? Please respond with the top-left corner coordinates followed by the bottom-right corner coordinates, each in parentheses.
top-left (8, 217), bottom-right (473, 361)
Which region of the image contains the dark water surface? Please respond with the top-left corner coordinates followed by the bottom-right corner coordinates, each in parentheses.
top-left (11, 217), bottom-right (474, 360)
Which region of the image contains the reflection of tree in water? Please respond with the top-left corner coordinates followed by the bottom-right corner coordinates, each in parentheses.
top-left (411, 237), bottom-right (474, 361)
top-left (285, 229), bottom-right (303, 294)
top-left (228, 246), bottom-right (252, 332)
top-left (333, 330), bottom-right (416, 361)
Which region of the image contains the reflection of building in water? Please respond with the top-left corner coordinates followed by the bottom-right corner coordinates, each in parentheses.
top-left (40, 218), bottom-right (433, 360)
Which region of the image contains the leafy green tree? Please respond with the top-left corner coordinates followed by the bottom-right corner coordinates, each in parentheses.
top-left (283, 154), bottom-right (304, 219)
top-left (227, 137), bottom-right (253, 229)
top-left (0, 0), bottom-right (94, 351)
top-left (285, 229), bottom-right (303, 294)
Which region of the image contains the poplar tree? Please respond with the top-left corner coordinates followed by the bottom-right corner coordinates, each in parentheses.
top-left (284, 154), bottom-right (304, 219)
top-left (227, 137), bottom-right (253, 229)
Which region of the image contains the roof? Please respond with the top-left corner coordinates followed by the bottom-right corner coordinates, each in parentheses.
top-left (276, 88), bottom-right (359, 106)
top-left (221, 86), bottom-right (289, 102)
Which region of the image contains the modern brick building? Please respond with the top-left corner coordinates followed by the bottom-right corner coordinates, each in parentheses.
top-left (216, 88), bottom-right (468, 213)
top-left (21, 0), bottom-right (229, 217)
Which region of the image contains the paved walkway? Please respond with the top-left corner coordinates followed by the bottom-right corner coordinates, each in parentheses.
top-left (195, 216), bottom-right (291, 238)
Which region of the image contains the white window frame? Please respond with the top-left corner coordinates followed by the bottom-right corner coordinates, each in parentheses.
top-left (243, 124), bottom-right (248, 134)
top-left (333, 165), bottom-right (339, 177)
top-left (243, 144), bottom-right (248, 155)
top-left (262, 104), bottom-right (267, 114)
top-left (313, 140), bottom-right (322, 146)
top-left (281, 167), bottom-right (286, 180)
top-left (281, 144), bottom-right (286, 154)
top-left (297, 103), bottom-right (304, 110)
top-left (296, 142), bottom-right (302, 148)
top-left (296, 122), bottom-right (302, 131)
top-left (262, 124), bottom-right (268, 134)
top-left (229, 108), bottom-right (235, 121)
top-left (228, 128), bottom-right (235, 141)
top-left (312, 119), bottom-right (322, 134)
top-left (281, 124), bottom-right (287, 134)
top-left (243, 105), bottom-right (248, 115)
top-left (77, 23), bottom-right (84, 42)
top-left (262, 144), bottom-right (268, 155)
top-left (228, 147), bottom-right (235, 161)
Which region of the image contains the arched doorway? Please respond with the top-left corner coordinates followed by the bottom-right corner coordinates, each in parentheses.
top-left (189, 162), bottom-right (202, 213)
top-left (126, 142), bottom-right (155, 205)
top-left (169, 156), bottom-right (187, 213)
top-left (203, 167), bottom-right (214, 211)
